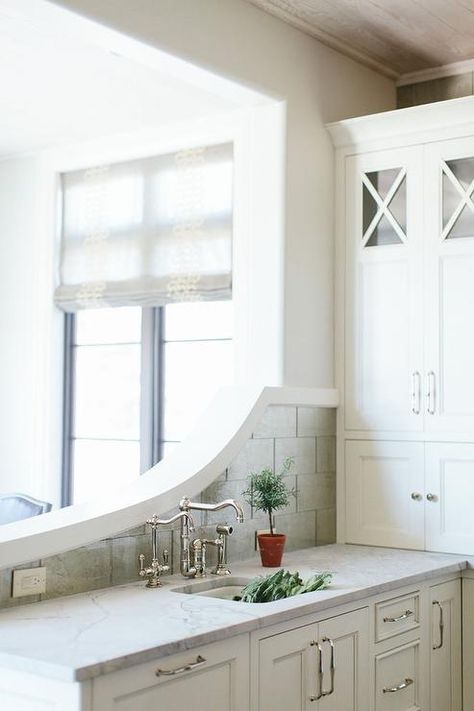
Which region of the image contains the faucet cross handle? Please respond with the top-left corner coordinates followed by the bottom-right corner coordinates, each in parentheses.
top-left (139, 511), bottom-right (195, 588)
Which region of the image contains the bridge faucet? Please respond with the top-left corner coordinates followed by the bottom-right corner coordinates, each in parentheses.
top-left (139, 511), bottom-right (194, 587)
top-left (179, 497), bottom-right (244, 578)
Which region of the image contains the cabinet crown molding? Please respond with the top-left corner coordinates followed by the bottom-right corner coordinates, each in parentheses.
top-left (327, 95), bottom-right (474, 151)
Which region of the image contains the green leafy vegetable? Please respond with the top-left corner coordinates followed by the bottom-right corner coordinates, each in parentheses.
top-left (233, 569), bottom-right (332, 603)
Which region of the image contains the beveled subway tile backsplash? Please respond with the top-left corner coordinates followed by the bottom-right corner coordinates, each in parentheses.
top-left (0, 406), bottom-right (336, 608)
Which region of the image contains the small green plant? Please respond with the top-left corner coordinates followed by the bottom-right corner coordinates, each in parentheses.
top-left (242, 457), bottom-right (296, 535)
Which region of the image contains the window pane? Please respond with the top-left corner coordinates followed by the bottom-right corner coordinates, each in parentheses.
top-left (165, 300), bottom-right (233, 341)
top-left (74, 344), bottom-right (141, 439)
top-left (75, 306), bottom-right (141, 345)
top-left (73, 439), bottom-right (140, 504)
top-left (163, 339), bottom-right (233, 441)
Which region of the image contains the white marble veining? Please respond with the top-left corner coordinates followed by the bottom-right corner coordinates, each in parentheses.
top-left (0, 544), bottom-right (469, 682)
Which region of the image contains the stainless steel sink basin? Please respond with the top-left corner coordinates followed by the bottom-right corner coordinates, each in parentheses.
top-left (171, 576), bottom-right (251, 600)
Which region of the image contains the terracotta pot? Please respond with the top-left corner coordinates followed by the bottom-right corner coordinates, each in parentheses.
top-left (257, 533), bottom-right (286, 567)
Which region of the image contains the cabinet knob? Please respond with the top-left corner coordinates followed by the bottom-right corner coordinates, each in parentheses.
top-left (426, 493), bottom-right (438, 502)
top-left (411, 492), bottom-right (422, 501)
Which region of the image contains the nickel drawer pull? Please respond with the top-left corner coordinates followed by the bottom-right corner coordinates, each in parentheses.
top-left (309, 640), bottom-right (323, 702)
top-left (155, 654), bottom-right (206, 676)
top-left (383, 609), bottom-right (414, 623)
top-left (432, 600), bottom-right (444, 650)
top-left (427, 371), bottom-right (436, 414)
top-left (320, 637), bottom-right (335, 697)
top-left (383, 677), bottom-right (414, 694)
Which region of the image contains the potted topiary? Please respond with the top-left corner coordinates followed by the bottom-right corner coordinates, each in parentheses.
top-left (242, 457), bottom-right (296, 567)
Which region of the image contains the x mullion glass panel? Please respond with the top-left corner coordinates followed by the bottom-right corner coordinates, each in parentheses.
top-left (443, 158), bottom-right (474, 239)
top-left (363, 168), bottom-right (406, 247)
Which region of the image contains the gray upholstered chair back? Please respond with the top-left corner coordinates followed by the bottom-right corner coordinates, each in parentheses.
top-left (0, 494), bottom-right (52, 525)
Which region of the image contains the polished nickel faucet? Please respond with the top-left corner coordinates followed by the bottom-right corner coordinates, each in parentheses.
top-left (179, 497), bottom-right (244, 578)
top-left (139, 511), bottom-right (195, 587)
top-left (192, 524), bottom-right (235, 576)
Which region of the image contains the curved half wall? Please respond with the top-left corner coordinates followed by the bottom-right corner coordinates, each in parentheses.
top-left (0, 386), bottom-right (337, 569)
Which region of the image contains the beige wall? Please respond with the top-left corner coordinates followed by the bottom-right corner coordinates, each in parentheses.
top-left (50, 0), bottom-right (395, 388)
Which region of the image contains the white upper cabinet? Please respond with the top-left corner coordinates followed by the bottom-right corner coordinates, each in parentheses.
top-left (344, 133), bottom-right (474, 436)
top-left (424, 137), bottom-right (474, 433)
top-left (345, 147), bottom-right (424, 432)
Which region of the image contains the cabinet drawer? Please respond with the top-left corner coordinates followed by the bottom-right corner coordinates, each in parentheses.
top-left (375, 592), bottom-right (420, 642)
top-left (375, 640), bottom-right (420, 711)
top-left (92, 635), bottom-right (249, 711)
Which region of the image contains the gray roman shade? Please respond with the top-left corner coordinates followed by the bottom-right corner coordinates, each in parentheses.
top-left (54, 143), bottom-right (233, 311)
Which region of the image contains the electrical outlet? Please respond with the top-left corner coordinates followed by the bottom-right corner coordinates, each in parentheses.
top-left (254, 528), bottom-right (276, 550)
top-left (12, 567), bottom-right (46, 598)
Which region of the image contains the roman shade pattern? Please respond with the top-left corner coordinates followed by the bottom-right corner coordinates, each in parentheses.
top-left (54, 143), bottom-right (233, 311)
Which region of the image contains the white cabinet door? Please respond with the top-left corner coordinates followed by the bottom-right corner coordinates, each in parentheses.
top-left (425, 442), bottom-right (474, 554)
top-left (317, 608), bottom-right (369, 711)
top-left (424, 137), bottom-right (474, 433)
top-left (258, 622), bottom-right (317, 711)
top-left (92, 636), bottom-right (249, 711)
top-left (345, 440), bottom-right (425, 549)
top-left (345, 147), bottom-right (424, 432)
top-left (257, 609), bottom-right (368, 711)
top-left (429, 579), bottom-right (462, 711)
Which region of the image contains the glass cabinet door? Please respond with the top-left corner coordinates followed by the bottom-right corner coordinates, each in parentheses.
top-left (424, 137), bottom-right (474, 433)
top-left (344, 146), bottom-right (424, 432)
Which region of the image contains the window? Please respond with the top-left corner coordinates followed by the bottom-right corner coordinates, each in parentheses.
top-left (58, 143), bottom-right (234, 505)
top-left (63, 301), bottom-right (233, 505)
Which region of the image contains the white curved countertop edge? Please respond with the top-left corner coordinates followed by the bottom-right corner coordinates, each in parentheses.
top-left (0, 385), bottom-right (338, 569)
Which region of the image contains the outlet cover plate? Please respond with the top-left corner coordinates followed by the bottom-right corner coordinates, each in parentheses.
top-left (12, 567), bottom-right (47, 597)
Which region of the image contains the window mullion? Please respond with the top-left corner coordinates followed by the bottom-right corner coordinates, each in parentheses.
top-left (62, 313), bottom-right (76, 507)
top-left (153, 307), bottom-right (165, 465)
top-left (140, 306), bottom-right (165, 471)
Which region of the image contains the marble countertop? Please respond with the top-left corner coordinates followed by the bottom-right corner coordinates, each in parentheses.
top-left (0, 544), bottom-right (470, 682)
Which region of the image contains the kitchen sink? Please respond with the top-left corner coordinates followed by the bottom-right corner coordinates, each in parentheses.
top-left (171, 576), bottom-right (252, 600)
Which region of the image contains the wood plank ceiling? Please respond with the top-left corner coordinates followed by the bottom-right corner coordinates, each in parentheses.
top-left (246, 0), bottom-right (474, 78)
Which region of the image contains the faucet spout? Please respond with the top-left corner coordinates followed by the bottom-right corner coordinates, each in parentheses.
top-left (179, 497), bottom-right (244, 523)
